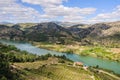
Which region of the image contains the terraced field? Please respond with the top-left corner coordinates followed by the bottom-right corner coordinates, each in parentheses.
top-left (14, 57), bottom-right (119, 80)
top-left (14, 63), bottom-right (94, 80)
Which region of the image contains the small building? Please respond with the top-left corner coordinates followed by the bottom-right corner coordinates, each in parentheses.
top-left (83, 66), bottom-right (88, 70)
top-left (73, 62), bottom-right (83, 67)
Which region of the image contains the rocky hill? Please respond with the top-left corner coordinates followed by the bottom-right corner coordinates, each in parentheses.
top-left (0, 21), bottom-right (120, 46)
top-left (0, 25), bottom-right (24, 40)
top-left (67, 22), bottom-right (120, 47)
top-left (25, 22), bottom-right (78, 43)
top-left (0, 22), bottom-right (78, 44)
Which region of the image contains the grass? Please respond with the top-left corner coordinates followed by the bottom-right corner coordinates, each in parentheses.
top-left (33, 42), bottom-right (120, 62)
top-left (33, 42), bottom-right (87, 54)
top-left (14, 58), bottom-right (94, 80)
top-left (13, 57), bottom-right (120, 80)
top-left (80, 47), bottom-right (120, 61)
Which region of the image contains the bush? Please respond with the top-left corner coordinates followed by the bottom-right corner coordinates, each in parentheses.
top-left (58, 60), bottom-right (65, 63)
top-left (0, 53), bottom-right (20, 80)
top-left (0, 76), bottom-right (7, 80)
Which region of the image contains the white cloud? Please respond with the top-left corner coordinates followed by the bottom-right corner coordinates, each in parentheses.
top-left (0, 0), bottom-right (96, 23)
top-left (2, 0), bottom-right (120, 23)
top-left (89, 5), bottom-right (120, 23)
top-left (44, 5), bottom-right (96, 16)
top-left (21, 0), bottom-right (96, 22)
top-left (21, 0), bottom-right (96, 16)
top-left (22, 0), bottom-right (67, 7)
top-left (0, 0), bottom-right (50, 23)
top-left (1, 0), bottom-right (120, 23)
top-left (63, 15), bottom-right (84, 22)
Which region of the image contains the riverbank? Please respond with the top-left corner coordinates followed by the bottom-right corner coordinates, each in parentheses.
top-left (1, 40), bottom-right (120, 75)
top-left (33, 42), bottom-right (120, 62)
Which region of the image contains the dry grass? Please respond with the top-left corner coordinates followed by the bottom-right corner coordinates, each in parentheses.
top-left (13, 57), bottom-right (119, 80)
top-left (14, 60), bottom-right (94, 80)
top-left (110, 48), bottom-right (120, 54)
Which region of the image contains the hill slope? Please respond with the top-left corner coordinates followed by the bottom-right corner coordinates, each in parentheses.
top-left (0, 21), bottom-right (120, 46)
top-left (25, 22), bottom-right (78, 43)
top-left (0, 41), bottom-right (120, 80)
top-left (82, 23), bottom-right (120, 47)
top-left (0, 25), bottom-right (24, 40)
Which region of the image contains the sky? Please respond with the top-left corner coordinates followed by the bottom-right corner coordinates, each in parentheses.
top-left (0, 0), bottom-right (120, 23)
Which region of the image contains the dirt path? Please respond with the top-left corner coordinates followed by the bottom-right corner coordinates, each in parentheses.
top-left (99, 70), bottom-right (120, 80)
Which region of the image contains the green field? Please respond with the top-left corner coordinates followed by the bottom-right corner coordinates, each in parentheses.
top-left (33, 42), bottom-right (120, 62)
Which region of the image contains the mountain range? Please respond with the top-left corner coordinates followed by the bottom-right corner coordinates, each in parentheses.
top-left (0, 21), bottom-right (120, 47)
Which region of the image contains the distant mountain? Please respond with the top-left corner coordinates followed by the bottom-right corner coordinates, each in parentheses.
top-left (53, 21), bottom-right (79, 28)
top-left (82, 23), bottom-right (120, 47)
top-left (68, 25), bottom-right (93, 39)
top-left (67, 21), bottom-right (120, 47)
top-left (16, 23), bottom-right (38, 29)
top-left (0, 21), bottom-right (120, 46)
top-left (70, 24), bottom-right (89, 28)
top-left (25, 22), bottom-right (78, 43)
top-left (0, 22), bottom-right (12, 24)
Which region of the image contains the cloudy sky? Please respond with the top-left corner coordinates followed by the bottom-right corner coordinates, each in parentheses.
top-left (0, 0), bottom-right (120, 23)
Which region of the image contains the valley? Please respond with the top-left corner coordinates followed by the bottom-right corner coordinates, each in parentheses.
top-left (1, 0), bottom-right (120, 80)
top-left (0, 21), bottom-right (120, 80)
top-left (0, 43), bottom-right (120, 80)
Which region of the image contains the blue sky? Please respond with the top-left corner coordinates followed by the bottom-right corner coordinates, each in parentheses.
top-left (0, 0), bottom-right (120, 23)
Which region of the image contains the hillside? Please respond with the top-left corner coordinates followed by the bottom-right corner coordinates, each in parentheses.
top-left (82, 22), bottom-right (120, 47)
top-left (67, 26), bottom-right (92, 39)
top-left (0, 43), bottom-right (119, 80)
top-left (0, 21), bottom-right (120, 46)
top-left (17, 23), bottom-right (38, 28)
top-left (14, 60), bottom-right (120, 80)
top-left (0, 25), bottom-right (24, 40)
top-left (25, 22), bottom-right (78, 43)
top-left (0, 22), bottom-right (79, 44)
top-left (67, 21), bottom-right (120, 47)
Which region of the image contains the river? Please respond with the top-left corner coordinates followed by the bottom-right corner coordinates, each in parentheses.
top-left (0, 40), bottom-right (120, 74)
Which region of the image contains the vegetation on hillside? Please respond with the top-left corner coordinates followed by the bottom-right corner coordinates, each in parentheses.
top-left (0, 43), bottom-right (68, 80)
top-left (0, 43), bottom-right (120, 80)
top-left (0, 21), bottom-right (120, 80)
top-left (33, 42), bottom-right (120, 62)
top-left (14, 58), bottom-right (120, 80)
top-left (80, 47), bottom-right (120, 61)
top-left (0, 21), bottom-right (120, 46)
